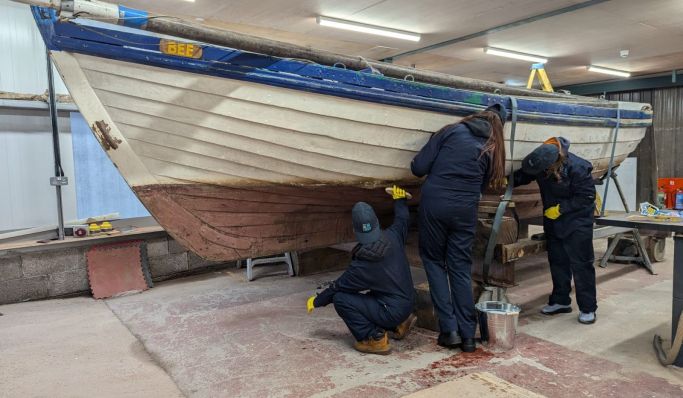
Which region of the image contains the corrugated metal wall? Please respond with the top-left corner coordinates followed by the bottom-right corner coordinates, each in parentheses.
top-left (0, 0), bottom-right (67, 94)
top-left (603, 87), bottom-right (683, 203)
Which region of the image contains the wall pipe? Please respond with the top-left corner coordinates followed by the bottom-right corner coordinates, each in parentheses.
top-left (45, 49), bottom-right (66, 240)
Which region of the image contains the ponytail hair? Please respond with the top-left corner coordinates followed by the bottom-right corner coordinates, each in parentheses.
top-left (433, 111), bottom-right (507, 188)
top-left (459, 111), bottom-right (506, 188)
top-left (543, 137), bottom-right (566, 181)
top-left (480, 111), bottom-right (506, 187)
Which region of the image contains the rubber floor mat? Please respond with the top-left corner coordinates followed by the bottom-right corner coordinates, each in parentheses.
top-left (86, 240), bottom-right (149, 299)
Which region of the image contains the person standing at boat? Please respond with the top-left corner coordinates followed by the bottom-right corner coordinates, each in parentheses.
top-left (513, 137), bottom-right (597, 324)
top-left (411, 104), bottom-right (507, 352)
top-left (306, 186), bottom-right (417, 355)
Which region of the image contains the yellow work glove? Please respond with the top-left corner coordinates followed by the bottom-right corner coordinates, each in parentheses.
top-left (307, 295), bottom-right (316, 314)
top-left (385, 185), bottom-right (412, 199)
top-left (544, 204), bottom-right (561, 220)
top-left (392, 185), bottom-right (407, 200)
top-left (594, 194), bottom-right (603, 217)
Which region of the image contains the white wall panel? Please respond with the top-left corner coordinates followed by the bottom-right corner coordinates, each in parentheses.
top-left (0, 107), bottom-right (77, 232)
top-left (0, 0), bottom-right (68, 95)
top-left (603, 157), bottom-right (637, 212)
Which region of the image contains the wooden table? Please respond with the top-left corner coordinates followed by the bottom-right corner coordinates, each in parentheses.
top-left (595, 213), bottom-right (683, 366)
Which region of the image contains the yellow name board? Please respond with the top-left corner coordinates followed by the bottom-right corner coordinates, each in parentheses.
top-left (159, 39), bottom-right (203, 59)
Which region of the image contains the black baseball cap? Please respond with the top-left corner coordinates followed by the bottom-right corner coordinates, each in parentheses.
top-left (522, 144), bottom-right (560, 176)
top-left (352, 202), bottom-right (381, 244)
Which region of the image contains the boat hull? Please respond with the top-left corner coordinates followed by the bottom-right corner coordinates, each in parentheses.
top-left (134, 183), bottom-right (411, 261)
top-left (50, 50), bottom-right (647, 261)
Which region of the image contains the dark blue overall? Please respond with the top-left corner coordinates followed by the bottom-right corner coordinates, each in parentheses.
top-left (411, 118), bottom-right (493, 338)
top-left (313, 200), bottom-right (414, 341)
top-left (513, 137), bottom-right (598, 313)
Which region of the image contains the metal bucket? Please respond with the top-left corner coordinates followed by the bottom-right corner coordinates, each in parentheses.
top-left (475, 301), bottom-right (521, 351)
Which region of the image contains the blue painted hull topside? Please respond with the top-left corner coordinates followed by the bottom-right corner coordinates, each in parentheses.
top-left (31, 7), bottom-right (652, 128)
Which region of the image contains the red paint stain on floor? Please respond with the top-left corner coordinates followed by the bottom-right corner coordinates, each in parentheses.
top-left (429, 348), bottom-right (495, 369)
top-left (106, 267), bottom-right (683, 397)
top-left (378, 334), bottom-right (683, 398)
top-left (489, 334), bottom-right (683, 398)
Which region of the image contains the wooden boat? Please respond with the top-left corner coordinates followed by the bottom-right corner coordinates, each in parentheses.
top-left (25, 2), bottom-right (652, 261)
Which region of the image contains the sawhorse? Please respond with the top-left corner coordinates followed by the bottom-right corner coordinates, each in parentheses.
top-left (595, 168), bottom-right (656, 274)
top-left (595, 226), bottom-right (655, 274)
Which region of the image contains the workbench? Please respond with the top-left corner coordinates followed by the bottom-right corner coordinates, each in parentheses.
top-left (595, 213), bottom-right (683, 367)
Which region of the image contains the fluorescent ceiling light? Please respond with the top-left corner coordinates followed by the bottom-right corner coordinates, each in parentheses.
top-left (484, 47), bottom-right (548, 64)
top-left (505, 79), bottom-right (527, 87)
top-left (587, 65), bottom-right (631, 78)
top-left (317, 16), bottom-right (421, 42)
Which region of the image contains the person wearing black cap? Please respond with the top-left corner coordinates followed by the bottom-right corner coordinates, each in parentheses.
top-left (306, 186), bottom-right (417, 355)
top-left (513, 137), bottom-right (597, 324)
top-left (411, 104), bottom-right (508, 352)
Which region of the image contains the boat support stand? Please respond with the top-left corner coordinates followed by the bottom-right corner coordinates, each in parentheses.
top-left (596, 105), bottom-right (658, 274)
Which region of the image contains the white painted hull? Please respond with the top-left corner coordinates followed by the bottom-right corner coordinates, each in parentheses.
top-left (53, 52), bottom-right (647, 190)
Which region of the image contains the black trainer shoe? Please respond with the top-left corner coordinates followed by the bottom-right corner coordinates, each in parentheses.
top-left (461, 337), bottom-right (476, 353)
top-left (437, 331), bottom-right (461, 348)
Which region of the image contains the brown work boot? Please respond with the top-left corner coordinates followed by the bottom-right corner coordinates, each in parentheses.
top-left (390, 313), bottom-right (418, 340)
top-left (354, 332), bottom-right (392, 355)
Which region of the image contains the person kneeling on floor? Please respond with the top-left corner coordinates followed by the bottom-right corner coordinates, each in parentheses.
top-left (306, 185), bottom-right (417, 355)
top-left (513, 137), bottom-right (598, 325)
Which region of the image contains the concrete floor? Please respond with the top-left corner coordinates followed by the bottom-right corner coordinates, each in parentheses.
top-left (0, 298), bottom-right (183, 397)
top-left (1, 238), bottom-right (683, 397)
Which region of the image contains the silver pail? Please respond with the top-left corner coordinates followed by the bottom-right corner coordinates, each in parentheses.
top-left (475, 301), bottom-right (521, 351)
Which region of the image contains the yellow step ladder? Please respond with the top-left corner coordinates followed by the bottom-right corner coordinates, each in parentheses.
top-left (526, 63), bottom-right (554, 92)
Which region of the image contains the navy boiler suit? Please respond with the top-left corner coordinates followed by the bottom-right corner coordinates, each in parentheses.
top-left (513, 137), bottom-right (598, 313)
top-left (313, 200), bottom-right (414, 341)
top-left (411, 118), bottom-right (493, 338)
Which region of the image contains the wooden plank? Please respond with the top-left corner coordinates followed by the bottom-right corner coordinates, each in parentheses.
top-left (471, 217), bottom-right (518, 286)
top-left (498, 238), bottom-right (547, 263)
top-left (0, 226), bottom-right (165, 254)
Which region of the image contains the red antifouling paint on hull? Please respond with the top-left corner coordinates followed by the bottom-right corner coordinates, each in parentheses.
top-left (133, 182), bottom-right (553, 261)
top-left (133, 184), bottom-right (416, 261)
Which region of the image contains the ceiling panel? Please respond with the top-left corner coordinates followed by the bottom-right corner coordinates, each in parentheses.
top-left (115, 0), bottom-right (683, 86)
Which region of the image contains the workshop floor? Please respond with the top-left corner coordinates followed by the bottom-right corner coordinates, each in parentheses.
top-left (1, 239), bottom-right (682, 397)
